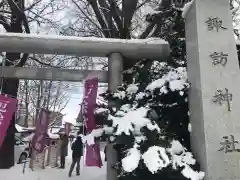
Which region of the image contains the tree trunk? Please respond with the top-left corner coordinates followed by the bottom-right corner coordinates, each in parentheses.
top-left (46, 81), bottom-right (52, 110)
top-left (35, 80), bottom-right (42, 125)
top-left (52, 83), bottom-right (61, 112)
top-left (24, 80), bottom-right (29, 127)
top-left (0, 0), bottom-right (23, 168)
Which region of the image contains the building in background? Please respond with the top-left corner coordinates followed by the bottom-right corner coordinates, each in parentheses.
top-left (16, 103), bottom-right (27, 126)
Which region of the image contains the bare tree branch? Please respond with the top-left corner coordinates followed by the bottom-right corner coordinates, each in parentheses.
top-left (107, 0), bottom-right (122, 33)
top-left (87, 0), bottom-right (110, 37)
top-left (0, 15), bottom-right (10, 31)
top-left (122, 0), bottom-right (138, 38)
top-left (72, 0), bottom-right (106, 36)
top-left (139, 22), bottom-right (155, 39)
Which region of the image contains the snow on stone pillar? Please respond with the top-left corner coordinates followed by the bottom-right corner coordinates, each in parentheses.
top-left (107, 52), bottom-right (123, 180)
top-left (185, 0), bottom-right (240, 180)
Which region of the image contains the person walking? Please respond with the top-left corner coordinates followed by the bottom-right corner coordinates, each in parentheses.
top-left (68, 133), bottom-right (83, 177)
top-left (104, 145), bottom-right (107, 162)
top-left (60, 133), bottom-right (69, 169)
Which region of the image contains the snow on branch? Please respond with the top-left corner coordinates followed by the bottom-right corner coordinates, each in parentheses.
top-left (84, 106), bottom-right (160, 145)
top-left (95, 107), bottom-right (109, 114)
top-left (146, 67), bottom-right (189, 94)
top-left (126, 84), bottom-right (139, 94)
top-left (83, 126), bottom-right (113, 145)
top-left (121, 140), bottom-right (205, 180)
top-left (122, 145), bottom-right (141, 172)
top-left (182, 0), bottom-right (194, 18)
top-left (142, 146), bottom-right (170, 173)
top-left (110, 107), bottom-right (160, 136)
top-left (169, 140), bottom-right (205, 180)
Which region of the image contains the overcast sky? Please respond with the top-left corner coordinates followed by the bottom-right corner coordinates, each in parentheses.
top-left (62, 82), bottom-right (107, 125)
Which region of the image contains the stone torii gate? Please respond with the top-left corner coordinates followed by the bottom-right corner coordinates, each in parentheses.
top-left (1, 1), bottom-right (240, 180)
top-left (0, 32), bottom-right (169, 180)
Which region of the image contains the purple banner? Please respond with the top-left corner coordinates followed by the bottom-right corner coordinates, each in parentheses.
top-left (0, 95), bottom-right (17, 147)
top-left (85, 143), bottom-right (103, 168)
top-left (31, 109), bottom-right (50, 153)
top-left (81, 77), bottom-right (102, 167)
top-left (82, 77), bottom-right (98, 132)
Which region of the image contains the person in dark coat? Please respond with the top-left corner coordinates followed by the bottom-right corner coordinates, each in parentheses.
top-left (60, 133), bottom-right (69, 169)
top-left (104, 145), bottom-right (107, 161)
top-left (68, 134), bottom-right (83, 177)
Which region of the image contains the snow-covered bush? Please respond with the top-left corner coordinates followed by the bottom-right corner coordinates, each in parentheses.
top-left (84, 60), bottom-right (203, 180)
top-left (84, 1), bottom-right (204, 180)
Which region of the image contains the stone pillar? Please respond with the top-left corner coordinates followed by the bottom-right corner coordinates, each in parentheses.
top-left (107, 52), bottom-right (123, 180)
top-left (185, 1), bottom-right (240, 180)
top-left (108, 53), bottom-right (123, 92)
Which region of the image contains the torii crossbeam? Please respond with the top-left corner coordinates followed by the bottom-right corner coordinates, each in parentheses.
top-left (0, 33), bottom-right (170, 82)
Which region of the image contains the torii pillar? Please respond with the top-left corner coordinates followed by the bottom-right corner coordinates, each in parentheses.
top-left (107, 52), bottom-right (123, 180)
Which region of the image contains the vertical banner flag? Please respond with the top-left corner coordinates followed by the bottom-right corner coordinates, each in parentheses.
top-left (64, 122), bottom-right (72, 135)
top-left (32, 109), bottom-right (50, 153)
top-left (82, 77), bottom-right (98, 132)
top-left (0, 95), bottom-right (17, 147)
top-left (82, 77), bottom-right (102, 167)
top-left (85, 143), bottom-right (103, 167)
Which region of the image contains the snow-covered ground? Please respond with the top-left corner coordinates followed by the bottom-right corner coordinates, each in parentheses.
top-left (0, 145), bottom-right (106, 180)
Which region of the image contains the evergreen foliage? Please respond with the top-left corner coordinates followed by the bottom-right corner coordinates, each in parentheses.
top-left (91, 2), bottom-right (204, 180)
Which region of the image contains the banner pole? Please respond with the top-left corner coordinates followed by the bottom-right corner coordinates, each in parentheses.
top-left (81, 103), bottom-right (85, 174)
top-left (81, 78), bottom-right (86, 174)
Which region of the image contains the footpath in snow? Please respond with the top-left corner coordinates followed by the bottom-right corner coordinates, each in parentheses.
top-left (0, 145), bottom-right (106, 180)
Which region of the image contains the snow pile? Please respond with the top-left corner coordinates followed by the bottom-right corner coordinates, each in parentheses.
top-left (146, 67), bottom-right (189, 94)
top-left (142, 146), bottom-right (170, 173)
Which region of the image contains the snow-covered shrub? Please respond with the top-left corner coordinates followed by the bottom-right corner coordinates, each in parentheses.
top-left (85, 60), bottom-right (203, 180)
top-left (84, 1), bottom-right (204, 180)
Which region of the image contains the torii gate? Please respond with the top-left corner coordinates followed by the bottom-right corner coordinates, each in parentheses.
top-left (0, 1), bottom-right (238, 180)
top-left (0, 32), bottom-right (169, 180)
